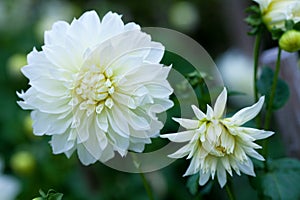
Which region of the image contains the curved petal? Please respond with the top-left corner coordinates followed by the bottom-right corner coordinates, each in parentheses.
top-left (229, 96), bottom-right (265, 126)
top-left (213, 87), bottom-right (227, 118)
top-left (160, 130), bottom-right (195, 142)
top-left (191, 105), bottom-right (206, 120)
top-left (173, 117), bottom-right (199, 129)
top-left (217, 165), bottom-right (227, 188)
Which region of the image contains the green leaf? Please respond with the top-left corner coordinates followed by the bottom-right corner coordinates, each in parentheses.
top-left (33, 189), bottom-right (63, 200)
top-left (253, 158), bottom-right (300, 200)
top-left (270, 28), bottom-right (284, 40)
top-left (257, 67), bottom-right (289, 110)
top-left (186, 173), bottom-right (199, 195)
top-left (285, 20), bottom-right (295, 31)
top-left (245, 5), bottom-right (263, 36)
top-left (294, 22), bottom-right (300, 31)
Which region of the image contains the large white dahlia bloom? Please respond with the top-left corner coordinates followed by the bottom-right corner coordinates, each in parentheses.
top-left (161, 88), bottom-right (274, 187)
top-left (17, 11), bottom-right (173, 165)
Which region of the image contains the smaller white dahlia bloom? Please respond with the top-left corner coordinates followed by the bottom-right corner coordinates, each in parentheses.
top-left (17, 11), bottom-right (173, 165)
top-left (161, 88), bottom-right (274, 187)
top-left (254, 0), bottom-right (300, 30)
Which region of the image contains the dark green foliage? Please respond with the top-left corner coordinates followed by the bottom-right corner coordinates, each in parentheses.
top-left (252, 158), bottom-right (300, 200)
top-left (257, 67), bottom-right (289, 110)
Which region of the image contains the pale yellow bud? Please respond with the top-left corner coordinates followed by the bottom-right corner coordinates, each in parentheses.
top-left (10, 151), bottom-right (36, 176)
top-left (279, 30), bottom-right (300, 52)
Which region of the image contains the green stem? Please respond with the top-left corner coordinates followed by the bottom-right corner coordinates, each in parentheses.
top-left (253, 31), bottom-right (262, 128)
top-left (262, 47), bottom-right (282, 157)
top-left (264, 47), bottom-right (282, 129)
top-left (131, 154), bottom-right (154, 200)
top-left (139, 172), bottom-right (154, 200)
top-left (225, 183), bottom-right (235, 200)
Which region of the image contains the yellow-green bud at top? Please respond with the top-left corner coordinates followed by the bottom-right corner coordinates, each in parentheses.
top-left (10, 151), bottom-right (36, 176)
top-left (32, 198), bottom-right (43, 200)
top-left (279, 30), bottom-right (300, 52)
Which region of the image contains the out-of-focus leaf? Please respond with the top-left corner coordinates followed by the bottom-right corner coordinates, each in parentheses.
top-left (186, 173), bottom-right (199, 195)
top-left (252, 158), bottom-right (300, 200)
top-left (33, 189), bottom-right (63, 200)
top-left (257, 67), bottom-right (289, 110)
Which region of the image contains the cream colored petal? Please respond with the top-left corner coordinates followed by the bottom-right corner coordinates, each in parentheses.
top-left (77, 144), bottom-right (97, 165)
top-left (191, 105), bottom-right (206, 120)
top-left (217, 164), bottom-right (227, 188)
top-left (230, 96), bottom-right (265, 126)
top-left (213, 87), bottom-right (227, 118)
top-left (172, 117), bottom-right (199, 129)
top-left (243, 146), bottom-right (265, 161)
top-left (221, 156), bottom-right (233, 176)
top-left (183, 156), bottom-right (201, 176)
top-left (168, 144), bottom-right (192, 159)
top-left (199, 170), bottom-right (210, 186)
top-left (160, 130), bottom-right (195, 142)
top-left (238, 127), bottom-right (274, 140)
top-left (206, 105), bottom-right (214, 120)
top-left (237, 157), bottom-right (255, 177)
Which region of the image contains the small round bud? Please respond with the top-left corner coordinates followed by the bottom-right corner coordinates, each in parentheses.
top-left (279, 30), bottom-right (300, 52)
top-left (10, 151), bottom-right (36, 176)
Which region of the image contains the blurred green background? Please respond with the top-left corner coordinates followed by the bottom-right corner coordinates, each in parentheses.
top-left (0, 0), bottom-right (288, 199)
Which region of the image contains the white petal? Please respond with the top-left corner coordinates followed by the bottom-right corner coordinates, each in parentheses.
top-left (206, 105), bottom-right (214, 120)
top-left (243, 147), bottom-right (265, 161)
top-left (78, 10), bottom-right (101, 37)
top-left (31, 111), bottom-right (72, 135)
top-left (199, 171), bottom-right (210, 186)
top-left (213, 87), bottom-right (227, 118)
top-left (144, 41), bottom-right (165, 63)
top-left (77, 144), bottom-right (97, 165)
top-left (45, 21), bottom-right (69, 45)
top-left (221, 156), bottom-right (233, 176)
top-left (160, 131), bottom-right (195, 142)
top-left (50, 131), bottom-right (75, 154)
top-left (99, 144), bottom-right (115, 162)
top-left (96, 112), bottom-right (108, 132)
top-left (237, 158), bottom-right (255, 177)
top-left (191, 105), bottom-right (206, 120)
top-left (217, 165), bottom-right (227, 188)
top-left (99, 12), bottom-right (124, 42)
top-left (111, 106), bottom-right (130, 133)
top-left (184, 156), bottom-right (201, 176)
top-left (172, 117), bottom-right (199, 129)
top-left (206, 123), bottom-right (218, 144)
top-left (168, 144), bottom-right (192, 158)
top-left (239, 127), bottom-right (274, 140)
top-left (230, 96), bottom-right (265, 126)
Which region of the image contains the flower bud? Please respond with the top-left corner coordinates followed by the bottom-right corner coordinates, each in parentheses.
top-left (10, 151), bottom-right (35, 176)
top-left (279, 30), bottom-right (300, 52)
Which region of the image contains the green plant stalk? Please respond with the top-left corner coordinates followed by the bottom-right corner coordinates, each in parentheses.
top-left (131, 154), bottom-right (154, 200)
top-left (263, 47), bottom-right (282, 157)
top-left (225, 183), bottom-right (235, 200)
top-left (139, 172), bottom-right (154, 200)
top-left (253, 31), bottom-right (262, 128)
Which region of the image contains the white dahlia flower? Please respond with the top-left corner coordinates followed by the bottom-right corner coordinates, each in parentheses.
top-left (17, 11), bottom-right (173, 165)
top-left (161, 88), bottom-right (274, 187)
top-left (254, 0), bottom-right (300, 30)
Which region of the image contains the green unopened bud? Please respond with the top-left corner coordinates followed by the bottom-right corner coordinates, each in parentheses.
top-left (10, 151), bottom-right (36, 176)
top-left (32, 198), bottom-right (43, 200)
top-left (279, 30), bottom-right (300, 52)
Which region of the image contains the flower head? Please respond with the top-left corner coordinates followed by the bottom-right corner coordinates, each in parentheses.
top-left (161, 88), bottom-right (274, 187)
top-left (254, 0), bottom-right (300, 30)
top-left (17, 11), bottom-right (173, 165)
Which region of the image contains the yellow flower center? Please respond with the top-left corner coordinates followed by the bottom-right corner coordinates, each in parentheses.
top-left (72, 65), bottom-right (115, 116)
